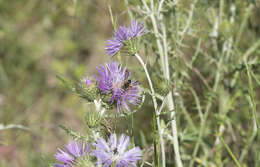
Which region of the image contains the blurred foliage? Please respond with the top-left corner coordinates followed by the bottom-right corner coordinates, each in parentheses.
top-left (0, 0), bottom-right (260, 167)
top-left (126, 0), bottom-right (260, 166)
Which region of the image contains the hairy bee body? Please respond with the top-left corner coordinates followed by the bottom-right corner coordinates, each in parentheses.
top-left (122, 79), bottom-right (132, 90)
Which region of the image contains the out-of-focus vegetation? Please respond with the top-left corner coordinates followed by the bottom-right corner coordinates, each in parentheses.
top-left (0, 0), bottom-right (260, 167)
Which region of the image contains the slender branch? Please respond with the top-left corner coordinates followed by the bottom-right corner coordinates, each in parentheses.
top-left (158, 0), bottom-right (166, 14)
top-left (141, 0), bottom-right (165, 73)
top-left (239, 122), bottom-right (257, 161)
top-left (141, 0), bottom-right (183, 166)
top-left (141, 1), bottom-right (183, 166)
top-left (0, 124), bottom-right (30, 131)
top-left (124, 0), bottom-right (133, 20)
top-left (219, 136), bottom-right (242, 167)
top-left (162, 19), bottom-right (183, 167)
top-left (135, 53), bottom-right (166, 167)
top-left (180, 0), bottom-right (197, 37)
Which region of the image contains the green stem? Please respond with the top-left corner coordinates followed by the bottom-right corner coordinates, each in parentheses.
top-left (219, 136), bottom-right (242, 167)
top-left (244, 58), bottom-right (260, 130)
top-left (135, 53), bottom-right (166, 167)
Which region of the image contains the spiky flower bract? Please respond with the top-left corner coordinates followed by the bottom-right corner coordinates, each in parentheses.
top-left (54, 141), bottom-right (89, 167)
top-left (96, 62), bottom-right (141, 112)
top-left (105, 19), bottom-right (147, 56)
top-left (93, 134), bottom-right (142, 167)
top-left (75, 77), bottom-right (98, 102)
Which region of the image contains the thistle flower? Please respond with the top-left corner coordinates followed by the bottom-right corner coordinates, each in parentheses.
top-left (96, 62), bottom-right (141, 112)
top-left (127, 19), bottom-right (147, 38)
top-left (105, 19), bottom-right (147, 56)
top-left (105, 27), bottom-right (128, 56)
top-left (93, 134), bottom-right (142, 167)
top-left (54, 141), bottom-right (89, 167)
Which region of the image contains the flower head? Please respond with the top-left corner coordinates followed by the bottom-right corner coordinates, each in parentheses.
top-left (128, 19), bottom-right (147, 38)
top-left (115, 26), bottom-right (129, 42)
top-left (54, 141), bottom-right (89, 167)
top-left (96, 62), bottom-right (141, 112)
top-left (106, 19), bottom-right (147, 56)
top-left (93, 134), bottom-right (142, 167)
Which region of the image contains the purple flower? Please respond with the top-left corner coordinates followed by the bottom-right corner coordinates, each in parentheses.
top-left (127, 19), bottom-right (147, 38)
top-left (96, 62), bottom-right (141, 112)
top-left (106, 38), bottom-right (123, 56)
top-left (93, 134), bottom-right (142, 167)
top-left (106, 26), bottom-right (128, 56)
top-left (115, 26), bottom-right (129, 42)
top-left (54, 141), bottom-right (89, 167)
top-left (106, 19), bottom-right (147, 56)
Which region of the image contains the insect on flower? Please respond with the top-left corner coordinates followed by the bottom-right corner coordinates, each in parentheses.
top-left (96, 62), bottom-right (141, 112)
top-left (122, 79), bottom-right (132, 90)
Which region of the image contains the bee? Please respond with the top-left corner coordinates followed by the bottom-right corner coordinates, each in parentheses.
top-left (113, 148), bottom-right (118, 154)
top-left (122, 79), bottom-right (132, 90)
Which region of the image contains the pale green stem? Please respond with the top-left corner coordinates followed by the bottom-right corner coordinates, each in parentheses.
top-left (239, 121), bottom-right (257, 161)
top-left (160, 0), bottom-right (184, 165)
top-left (0, 124), bottom-right (30, 131)
top-left (124, 0), bottom-right (133, 20)
top-left (135, 53), bottom-right (166, 167)
top-left (141, 1), bottom-right (183, 166)
top-left (219, 136), bottom-right (242, 167)
top-left (162, 21), bottom-right (183, 167)
top-left (141, 0), bottom-right (165, 73)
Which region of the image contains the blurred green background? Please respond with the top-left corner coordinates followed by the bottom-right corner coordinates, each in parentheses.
top-left (0, 0), bottom-right (260, 167)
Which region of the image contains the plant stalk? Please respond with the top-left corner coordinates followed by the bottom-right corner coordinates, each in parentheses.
top-left (135, 53), bottom-right (166, 167)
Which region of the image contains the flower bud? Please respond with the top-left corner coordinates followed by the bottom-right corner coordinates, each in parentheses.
top-left (123, 38), bottom-right (139, 56)
top-left (75, 157), bottom-right (95, 167)
top-left (75, 77), bottom-right (99, 102)
top-left (84, 111), bottom-right (102, 128)
top-left (152, 75), bottom-right (171, 97)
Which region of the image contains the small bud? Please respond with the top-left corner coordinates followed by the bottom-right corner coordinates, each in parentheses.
top-left (75, 156), bottom-right (95, 167)
top-left (152, 76), bottom-right (171, 96)
top-left (123, 38), bottom-right (139, 56)
top-left (85, 111), bottom-right (102, 128)
top-left (75, 77), bottom-right (99, 102)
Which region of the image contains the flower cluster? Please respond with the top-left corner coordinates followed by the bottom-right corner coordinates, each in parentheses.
top-left (54, 134), bottom-right (142, 167)
top-left (74, 61), bottom-right (141, 113)
top-left (54, 17), bottom-right (146, 167)
top-left (96, 62), bottom-right (141, 112)
top-left (106, 19), bottom-right (147, 56)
